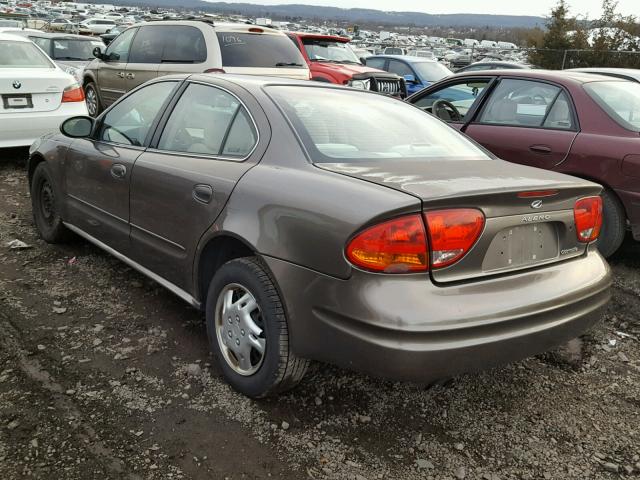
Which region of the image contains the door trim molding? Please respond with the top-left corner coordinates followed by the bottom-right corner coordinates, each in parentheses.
top-left (68, 193), bottom-right (129, 224)
top-left (63, 222), bottom-right (201, 310)
top-left (130, 222), bottom-right (186, 251)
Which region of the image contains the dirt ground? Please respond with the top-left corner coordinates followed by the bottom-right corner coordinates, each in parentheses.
top-left (0, 150), bottom-right (639, 480)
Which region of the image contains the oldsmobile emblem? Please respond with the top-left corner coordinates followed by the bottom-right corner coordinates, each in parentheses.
top-left (530, 200), bottom-right (543, 209)
top-left (12, 81), bottom-right (22, 90)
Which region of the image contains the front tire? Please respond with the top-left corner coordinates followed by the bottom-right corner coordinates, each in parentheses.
top-left (31, 162), bottom-right (72, 244)
top-left (84, 82), bottom-right (101, 118)
top-left (597, 189), bottom-right (626, 258)
top-left (206, 257), bottom-right (308, 398)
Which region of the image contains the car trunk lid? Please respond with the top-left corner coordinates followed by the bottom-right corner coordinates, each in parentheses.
top-left (0, 69), bottom-right (68, 113)
top-left (319, 159), bottom-right (602, 282)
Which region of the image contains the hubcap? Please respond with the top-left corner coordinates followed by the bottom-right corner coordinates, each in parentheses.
top-left (214, 283), bottom-right (266, 376)
top-left (40, 180), bottom-right (55, 226)
top-left (85, 88), bottom-right (97, 116)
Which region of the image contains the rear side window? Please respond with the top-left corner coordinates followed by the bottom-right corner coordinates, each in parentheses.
top-left (157, 83), bottom-right (257, 158)
top-left (216, 32), bottom-right (305, 68)
top-left (584, 81), bottom-right (640, 132)
top-left (130, 26), bottom-right (206, 64)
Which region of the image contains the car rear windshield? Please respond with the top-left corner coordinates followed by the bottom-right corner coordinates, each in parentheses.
top-left (412, 61), bottom-right (452, 82)
top-left (0, 41), bottom-right (53, 68)
top-left (584, 81), bottom-right (640, 132)
top-left (267, 86), bottom-right (490, 163)
top-left (216, 32), bottom-right (306, 68)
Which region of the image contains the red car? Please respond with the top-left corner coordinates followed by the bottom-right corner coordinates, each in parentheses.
top-left (407, 70), bottom-right (640, 257)
top-left (287, 32), bottom-right (406, 97)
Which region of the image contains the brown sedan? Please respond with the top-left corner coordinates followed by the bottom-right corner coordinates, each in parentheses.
top-left (28, 74), bottom-right (611, 398)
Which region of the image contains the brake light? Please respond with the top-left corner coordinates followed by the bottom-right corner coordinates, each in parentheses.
top-left (574, 196), bottom-right (603, 242)
top-left (424, 209), bottom-right (485, 268)
top-left (204, 68), bottom-right (226, 74)
top-left (248, 27), bottom-right (264, 33)
top-left (345, 214), bottom-right (428, 273)
top-left (61, 83), bottom-right (85, 103)
top-left (517, 190), bottom-right (558, 198)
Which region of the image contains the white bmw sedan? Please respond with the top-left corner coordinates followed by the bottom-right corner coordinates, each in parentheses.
top-left (0, 33), bottom-right (88, 148)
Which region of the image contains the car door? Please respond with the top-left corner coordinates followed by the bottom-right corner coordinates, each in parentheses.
top-left (124, 25), bottom-right (163, 93)
top-left (97, 27), bottom-right (137, 107)
top-left (64, 80), bottom-right (179, 254)
top-left (410, 77), bottom-right (495, 131)
top-left (463, 78), bottom-right (579, 170)
top-left (387, 59), bottom-right (422, 95)
top-left (128, 80), bottom-right (264, 290)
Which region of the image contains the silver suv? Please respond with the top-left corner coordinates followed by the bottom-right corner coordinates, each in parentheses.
top-left (83, 20), bottom-right (310, 116)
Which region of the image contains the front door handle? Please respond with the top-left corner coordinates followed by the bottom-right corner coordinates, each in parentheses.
top-left (529, 145), bottom-right (552, 154)
top-left (193, 184), bottom-right (213, 204)
top-left (110, 163), bottom-right (127, 179)
top-left (126, 72), bottom-right (135, 80)
top-left (118, 71), bottom-right (125, 78)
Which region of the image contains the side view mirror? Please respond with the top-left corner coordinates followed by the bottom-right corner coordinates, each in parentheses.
top-left (404, 74), bottom-right (417, 84)
top-left (61, 116), bottom-right (94, 138)
top-left (359, 56), bottom-right (367, 65)
top-left (92, 46), bottom-right (103, 60)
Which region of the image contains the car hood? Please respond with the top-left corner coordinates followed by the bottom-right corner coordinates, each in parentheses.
top-left (317, 159), bottom-right (599, 203)
top-left (55, 60), bottom-right (91, 69)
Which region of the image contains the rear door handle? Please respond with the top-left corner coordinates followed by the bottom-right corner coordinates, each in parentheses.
top-left (117, 71), bottom-right (125, 78)
top-left (126, 72), bottom-right (135, 80)
top-left (110, 164), bottom-right (127, 179)
top-left (529, 145), bottom-right (552, 154)
top-left (193, 184), bottom-right (213, 204)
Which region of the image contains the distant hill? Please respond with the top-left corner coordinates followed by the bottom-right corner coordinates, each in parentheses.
top-left (101, 0), bottom-right (546, 29)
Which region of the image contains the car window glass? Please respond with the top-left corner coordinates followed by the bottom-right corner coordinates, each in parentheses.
top-left (31, 37), bottom-right (51, 54)
top-left (387, 60), bottom-right (413, 78)
top-left (99, 81), bottom-right (177, 147)
top-left (413, 80), bottom-right (491, 121)
top-left (216, 32), bottom-right (305, 68)
top-left (542, 92), bottom-right (574, 130)
top-left (365, 58), bottom-right (385, 70)
top-left (158, 83), bottom-right (257, 157)
top-left (159, 26), bottom-right (207, 63)
top-left (129, 26), bottom-right (163, 63)
top-left (584, 80), bottom-right (640, 132)
top-left (479, 79), bottom-right (561, 127)
top-left (105, 27), bottom-right (136, 62)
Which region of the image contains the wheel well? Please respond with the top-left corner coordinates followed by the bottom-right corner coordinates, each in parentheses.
top-left (27, 154), bottom-right (46, 188)
top-left (197, 235), bottom-right (255, 306)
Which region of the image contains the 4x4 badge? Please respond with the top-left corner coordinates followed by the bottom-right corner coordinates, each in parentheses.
top-left (531, 200), bottom-right (543, 209)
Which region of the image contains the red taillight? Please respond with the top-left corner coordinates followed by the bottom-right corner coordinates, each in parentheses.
top-left (345, 214), bottom-right (428, 273)
top-left (62, 83), bottom-right (85, 103)
top-left (424, 209), bottom-right (485, 268)
top-left (517, 190), bottom-right (558, 198)
top-left (574, 196), bottom-right (603, 243)
top-left (248, 27), bottom-right (264, 33)
top-left (203, 68), bottom-right (226, 74)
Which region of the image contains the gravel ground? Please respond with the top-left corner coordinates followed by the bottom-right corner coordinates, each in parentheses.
top-left (0, 151), bottom-right (639, 480)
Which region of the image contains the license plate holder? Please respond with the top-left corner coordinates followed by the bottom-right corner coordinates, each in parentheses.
top-left (482, 223), bottom-right (559, 272)
top-left (2, 94), bottom-right (33, 109)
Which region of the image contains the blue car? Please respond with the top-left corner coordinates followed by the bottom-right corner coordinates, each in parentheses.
top-left (365, 55), bottom-right (453, 95)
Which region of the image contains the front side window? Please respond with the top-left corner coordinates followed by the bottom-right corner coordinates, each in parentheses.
top-left (0, 41), bottom-right (54, 68)
top-left (413, 80), bottom-right (491, 121)
top-left (99, 81), bottom-right (177, 147)
top-left (479, 79), bottom-right (563, 127)
top-left (157, 83), bottom-right (257, 158)
top-left (268, 86), bottom-right (490, 163)
top-left (302, 38), bottom-right (360, 64)
top-left (584, 81), bottom-right (640, 132)
top-left (216, 32), bottom-right (306, 68)
top-left (105, 27), bottom-right (136, 62)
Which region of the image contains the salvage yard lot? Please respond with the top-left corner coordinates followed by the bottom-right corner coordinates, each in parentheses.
top-left (0, 153), bottom-right (639, 480)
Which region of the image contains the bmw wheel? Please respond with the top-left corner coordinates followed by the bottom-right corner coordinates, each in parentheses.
top-left (206, 257), bottom-right (308, 398)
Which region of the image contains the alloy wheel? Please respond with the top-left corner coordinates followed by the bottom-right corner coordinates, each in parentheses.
top-left (85, 87), bottom-right (98, 117)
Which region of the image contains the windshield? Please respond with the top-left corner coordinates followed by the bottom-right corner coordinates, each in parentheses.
top-left (216, 32), bottom-right (306, 68)
top-left (268, 86), bottom-right (489, 163)
top-left (0, 41), bottom-right (54, 68)
top-left (51, 39), bottom-right (102, 60)
top-left (412, 61), bottom-right (452, 82)
top-left (302, 38), bottom-right (360, 64)
top-left (584, 81), bottom-right (640, 132)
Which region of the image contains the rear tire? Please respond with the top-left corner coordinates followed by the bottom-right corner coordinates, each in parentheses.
top-left (31, 162), bottom-right (72, 244)
top-left (206, 257), bottom-right (308, 398)
top-left (597, 189), bottom-right (626, 258)
top-left (84, 82), bottom-right (101, 118)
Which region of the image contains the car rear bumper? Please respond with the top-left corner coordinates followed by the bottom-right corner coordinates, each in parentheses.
top-left (264, 249), bottom-right (611, 383)
top-left (0, 102), bottom-right (87, 148)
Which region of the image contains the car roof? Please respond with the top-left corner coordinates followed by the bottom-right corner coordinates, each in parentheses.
top-left (568, 68), bottom-right (640, 79)
top-left (128, 20), bottom-right (287, 35)
top-left (452, 68), bottom-right (624, 85)
top-left (369, 55), bottom-right (438, 63)
top-left (23, 31), bottom-right (101, 40)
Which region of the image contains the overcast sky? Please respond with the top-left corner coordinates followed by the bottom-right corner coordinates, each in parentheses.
top-left (230, 0), bottom-right (636, 18)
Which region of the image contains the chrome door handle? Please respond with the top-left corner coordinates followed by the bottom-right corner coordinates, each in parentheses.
top-left (117, 71), bottom-right (125, 78)
top-left (110, 164), bottom-right (127, 179)
top-left (126, 73), bottom-right (135, 80)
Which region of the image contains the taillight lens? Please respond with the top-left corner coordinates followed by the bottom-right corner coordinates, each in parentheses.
top-left (424, 209), bottom-right (485, 268)
top-left (574, 196), bottom-right (603, 242)
top-left (346, 214), bottom-right (428, 273)
top-left (62, 83), bottom-right (85, 103)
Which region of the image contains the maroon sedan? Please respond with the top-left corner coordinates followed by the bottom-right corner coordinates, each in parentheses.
top-left (408, 70), bottom-right (640, 257)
